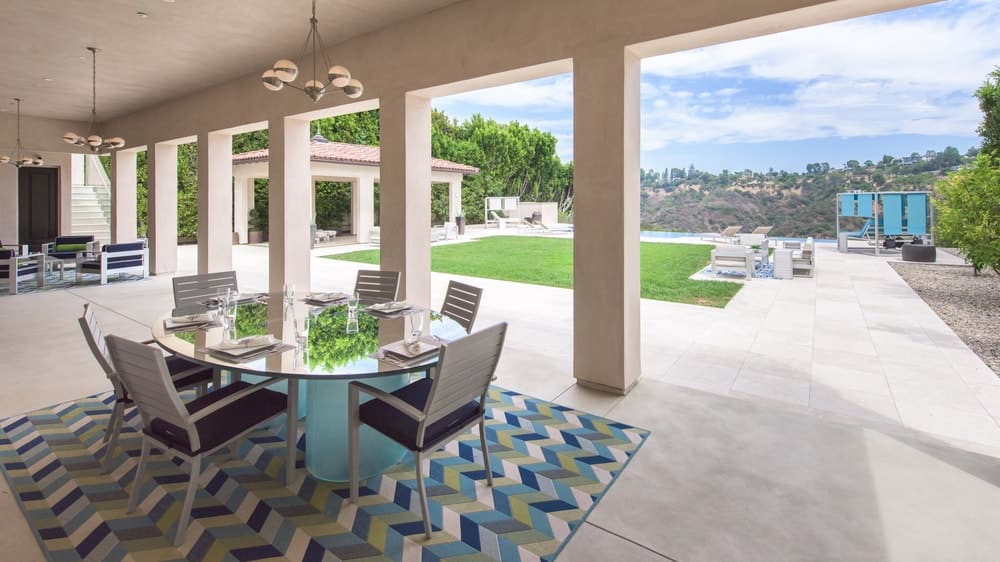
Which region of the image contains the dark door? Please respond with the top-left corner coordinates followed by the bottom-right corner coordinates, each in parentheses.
top-left (18, 167), bottom-right (59, 249)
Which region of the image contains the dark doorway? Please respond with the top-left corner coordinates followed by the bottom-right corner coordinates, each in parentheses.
top-left (18, 167), bottom-right (59, 248)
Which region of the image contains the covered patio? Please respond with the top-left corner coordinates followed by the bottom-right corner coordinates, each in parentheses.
top-left (1, 0), bottom-right (992, 560)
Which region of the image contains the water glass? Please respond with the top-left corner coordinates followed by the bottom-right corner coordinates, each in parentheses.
top-left (295, 313), bottom-right (310, 350)
top-left (406, 313), bottom-right (425, 350)
top-left (347, 291), bottom-right (360, 312)
top-left (346, 310), bottom-right (359, 334)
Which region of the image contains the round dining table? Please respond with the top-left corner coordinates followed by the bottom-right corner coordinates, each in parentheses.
top-left (151, 296), bottom-right (467, 483)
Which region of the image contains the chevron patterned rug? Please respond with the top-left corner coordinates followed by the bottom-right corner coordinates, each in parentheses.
top-left (0, 387), bottom-right (648, 561)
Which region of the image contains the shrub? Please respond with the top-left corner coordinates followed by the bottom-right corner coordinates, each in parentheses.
top-left (934, 153), bottom-right (1000, 274)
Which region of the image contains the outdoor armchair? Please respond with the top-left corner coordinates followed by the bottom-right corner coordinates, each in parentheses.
top-left (172, 270), bottom-right (239, 315)
top-left (0, 239), bottom-right (27, 256)
top-left (440, 280), bottom-right (483, 334)
top-left (349, 322), bottom-right (508, 538)
top-left (0, 249), bottom-right (42, 294)
top-left (42, 235), bottom-right (99, 262)
top-left (105, 335), bottom-right (290, 546)
top-left (78, 303), bottom-right (215, 473)
top-left (76, 240), bottom-right (149, 284)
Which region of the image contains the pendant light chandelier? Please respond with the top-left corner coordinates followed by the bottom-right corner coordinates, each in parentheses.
top-left (63, 47), bottom-right (125, 152)
top-left (0, 98), bottom-right (44, 167)
top-left (261, 0), bottom-right (363, 102)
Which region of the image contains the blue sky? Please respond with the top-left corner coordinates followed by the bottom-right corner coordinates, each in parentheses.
top-left (434, 0), bottom-right (1000, 174)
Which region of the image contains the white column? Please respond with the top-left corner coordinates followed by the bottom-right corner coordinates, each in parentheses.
top-left (57, 154), bottom-right (73, 235)
top-left (110, 150), bottom-right (138, 243)
top-left (354, 174), bottom-right (375, 243)
top-left (448, 177), bottom-right (462, 222)
top-left (148, 143), bottom-right (179, 274)
top-left (268, 116), bottom-right (312, 293)
top-left (310, 178), bottom-right (318, 225)
top-left (233, 176), bottom-right (250, 244)
top-left (0, 165), bottom-right (16, 244)
top-left (379, 92), bottom-right (432, 307)
top-left (197, 132), bottom-right (234, 273)
top-left (572, 46), bottom-right (642, 394)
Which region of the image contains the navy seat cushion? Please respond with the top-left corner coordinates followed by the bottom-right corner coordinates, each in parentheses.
top-left (359, 378), bottom-right (482, 452)
top-left (0, 250), bottom-right (14, 259)
top-left (80, 242), bottom-right (146, 271)
top-left (54, 235), bottom-right (94, 246)
top-left (147, 381), bottom-right (287, 456)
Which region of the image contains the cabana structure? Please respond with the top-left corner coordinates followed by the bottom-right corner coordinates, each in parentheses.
top-left (836, 190), bottom-right (934, 255)
top-left (232, 135), bottom-right (478, 244)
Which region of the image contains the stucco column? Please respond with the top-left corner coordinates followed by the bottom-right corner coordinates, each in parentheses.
top-left (233, 176), bottom-right (250, 244)
top-left (572, 46), bottom-right (642, 395)
top-left (354, 174), bottom-right (375, 243)
top-left (0, 165), bottom-right (16, 244)
top-left (147, 143), bottom-right (179, 274)
top-left (379, 92), bottom-right (432, 307)
top-left (110, 150), bottom-right (138, 243)
top-left (448, 178), bottom-right (462, 223)
top-left (197, 131), bottom-right (233, 273)
top-left (268, 116), bottom-right (311, 293)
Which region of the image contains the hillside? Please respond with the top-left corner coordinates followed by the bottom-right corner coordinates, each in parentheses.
top-left (640, 147), bottom-right (974, 238)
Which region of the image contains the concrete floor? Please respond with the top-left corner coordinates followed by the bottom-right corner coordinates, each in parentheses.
top-left (2, 241), bottom-right (999, 561)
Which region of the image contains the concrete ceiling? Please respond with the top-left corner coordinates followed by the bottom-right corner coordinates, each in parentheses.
top-left (0, 0), bottom-right (464, 121)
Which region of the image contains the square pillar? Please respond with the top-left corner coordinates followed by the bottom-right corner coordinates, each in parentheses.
top-left (268, 116), bottom-right (312, 293)
top-left (110, 150), bottom-right (138, 243)
top-left (197, 132), bottom-right (234, 273)
top-left (147, 143), bottom-right (178, 274)
top-left (448, 178), bottom-right (462, 222)
top-left (572, 46), bottom-right (642, 394)
top-left (0, 166), bottom-right (16, 244)
top-left (353, 174), bottom-right (375, 243)
top-left (233, 176), bottom-right (251, 244)
top-left (379, 92), bottom-right (432, 307)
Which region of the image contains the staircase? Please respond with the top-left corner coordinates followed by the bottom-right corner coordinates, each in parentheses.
top-left (71, 155), bottom-right (112, 245)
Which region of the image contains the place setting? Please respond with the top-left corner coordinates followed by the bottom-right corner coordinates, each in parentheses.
top-left (162, 311), bottom-right (221, 332)
top-left (370, 313), bottom-right (441, 367)
top-left (199, 334), bottom-right (295, 363)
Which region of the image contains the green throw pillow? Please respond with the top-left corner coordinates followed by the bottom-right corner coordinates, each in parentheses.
top-left (55, 243), bottom-right (87, 252)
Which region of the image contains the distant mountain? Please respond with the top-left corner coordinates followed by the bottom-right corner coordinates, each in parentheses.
top-left (640, 147), bottom-right (974, 238)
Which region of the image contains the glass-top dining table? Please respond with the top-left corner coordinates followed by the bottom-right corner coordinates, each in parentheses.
top-left (151, 295), bottom-right (467, 483)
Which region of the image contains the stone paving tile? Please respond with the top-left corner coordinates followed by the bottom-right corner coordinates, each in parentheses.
top-left (732, 371), bottom-right (811, 406)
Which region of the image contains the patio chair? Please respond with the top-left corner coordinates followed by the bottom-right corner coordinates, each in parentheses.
top-left (78, 304), bottom-right (215, 473)
top-left (489, 210), bottom-right (511, 230)
top-left (172, 270), bottom-right (239, 315)
top-left (105, 335), bottom-right (290, 546)
top-left (349, 322), bottom-right (508, 539)
top-left (355, 269), bottom-right (400, 304)
top-left (75, 240), bottom-right (149, 285)
top-left (792, 238), bottom-right (815, 278)
top-left (0, 239), bottom-right (27, 256)
top-left (440, 280), bottom-right (483, 334)
top-left (710, 245), bottom-right (754, 280)
top-left (702, 225), bottom-right (742, 244)
top-left (0, 249), bottom-right (42, 294)
top-left (42, 235), bottom-right (98, 263)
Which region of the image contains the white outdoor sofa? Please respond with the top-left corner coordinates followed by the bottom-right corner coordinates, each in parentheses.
top-left (710, 245), bottom-right (754, 280)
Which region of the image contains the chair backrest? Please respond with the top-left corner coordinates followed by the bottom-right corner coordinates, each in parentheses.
top-left (714, 246), bottom-right (751, 259)
top-left (752, 226), bottom-right (773, 235)
top-left (418, 323), bottom-right (507, 445)
top-left (354, 270), bottom-right (400, 304)
top-left (172, 271), bottom-right (238, 313)
top-left (441, 280), bottom-right (483, 334)
top-left (722, 226), bottom-right (742, 236)
top-left (105, 335), bottom-right (197, 447)
top-left (78, 304), bottom-right (128, 399)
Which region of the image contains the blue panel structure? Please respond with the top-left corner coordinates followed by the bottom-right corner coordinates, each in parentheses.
top-left (907, 193), bottom-right (928, 235)
top-left (839, 194), bottom-right (857, 217)
top-left (882, 194), bottom-right (903, 235)
top-left (857, 193), bottom-right (874, 217)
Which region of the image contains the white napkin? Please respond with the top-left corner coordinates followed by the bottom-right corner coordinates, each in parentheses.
top-left (164, 312), bottom-right (216, 329)
top-left (368, 301), bottom-right (411, 313)
top-left (212, 335), bottom-right (279, 354)
top-left (307, 291), bottom-right (350, 303)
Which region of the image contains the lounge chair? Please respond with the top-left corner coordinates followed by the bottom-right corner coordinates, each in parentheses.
top-left (710, 245), bottom-right (753, 280)
top-left (489, 210), bottom-right (510, 230)
top-left (703, 225), bottom-right (742, 244)
top-left (844, 218), bottom-right (874, 241)
top-left (751, 226), bottom-right (773, 236)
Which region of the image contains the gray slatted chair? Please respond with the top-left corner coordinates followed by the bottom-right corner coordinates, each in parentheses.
top-left (440, 280), bottom-right (483, 334)
top-left (172, 271), bottom-right (238, 315)
top-left (349, 322), bottom-right (508, 538)
top-left (354, 269), bottom-right (400, 305)
top-left (78, 304), bottom-right (215, 473)
top-left (105, 335), bottom-right (290, 546)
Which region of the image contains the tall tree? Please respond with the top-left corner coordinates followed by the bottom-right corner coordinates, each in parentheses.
top-left (977, 67), bottom-right (1000, 156)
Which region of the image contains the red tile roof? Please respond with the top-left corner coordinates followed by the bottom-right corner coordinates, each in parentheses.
top-left (232, 138), bottom-right (479, 175)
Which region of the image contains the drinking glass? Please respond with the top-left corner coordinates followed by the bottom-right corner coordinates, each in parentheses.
top-left (406, 313), bottom-right (425, 351)
top-left (346, 310), bottom-right (359, 334)
top-left (295, 313), bottom-right (310, 350)
top-left (347, 291), bottom-right (360, 312)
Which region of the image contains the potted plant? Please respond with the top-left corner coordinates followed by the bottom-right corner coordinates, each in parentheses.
top-left (455, 211), bottom-right (466, 236)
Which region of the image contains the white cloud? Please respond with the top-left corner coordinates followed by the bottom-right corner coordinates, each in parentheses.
top-left (435, 75), bottom-right (573, 109)
top-left (640, 0), bottom-right (999, 146)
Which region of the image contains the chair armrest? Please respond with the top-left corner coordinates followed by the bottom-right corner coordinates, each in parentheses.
top-left (349, 381), bottom-right (425, 421)
top-left (41, 242), bottom-right (53, 255)
top-left (188, 377), bottom-right (289, 422)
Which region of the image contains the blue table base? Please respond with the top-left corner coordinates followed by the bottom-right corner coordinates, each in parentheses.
top-left (305, 374), bottom-right (409, 482)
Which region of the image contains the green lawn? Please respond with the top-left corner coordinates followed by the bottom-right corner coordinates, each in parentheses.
top-left (325, 236), bottom-right (742, 308)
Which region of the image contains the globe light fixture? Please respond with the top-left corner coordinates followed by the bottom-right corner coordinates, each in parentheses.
top-left (62, 47), bottom-right (125, 152)
top-left (0, 98), bottom-right (44, 168)
top-left (261, 0), bottom-right (364, 102)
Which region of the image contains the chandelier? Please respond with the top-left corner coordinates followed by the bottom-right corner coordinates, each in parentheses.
top-left (0, 98), bottom-right (44, 168)
top-left (63, 47), bottom-right (125, 152)
top-left (261, 0), bottom-right (363, 102)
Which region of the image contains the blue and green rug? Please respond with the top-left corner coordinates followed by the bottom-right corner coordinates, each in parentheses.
top-left (0, 387), bottom-right (648, 561)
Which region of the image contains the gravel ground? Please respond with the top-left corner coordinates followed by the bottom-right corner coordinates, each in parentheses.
top-left (890, 261), bottom-right (1000, 376)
